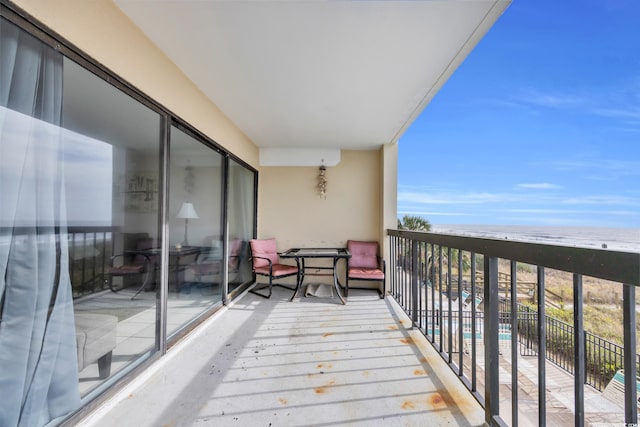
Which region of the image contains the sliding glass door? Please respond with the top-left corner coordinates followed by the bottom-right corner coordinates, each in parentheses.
top-left (1, 17), bottom-right (162, 424)
top-left (228, 159), bottom-right (257, 293)
top-left (1, 12), bottom-right (258, 426)
top-left (167, 126), bottom-right (224, 336)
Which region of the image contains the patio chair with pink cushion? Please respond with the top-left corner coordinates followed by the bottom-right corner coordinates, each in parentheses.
top-left (188, 238), bottom-right (244, 285)
top-left (346, 240), bottom-right (386, 298)
top-left (107, 236), bottom-right (158, 300)
top-left (249, 238), bottom-right (300, 299)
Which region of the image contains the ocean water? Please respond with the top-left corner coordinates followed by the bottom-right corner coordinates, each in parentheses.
top-left (431, 224), bottom-right (640, 254)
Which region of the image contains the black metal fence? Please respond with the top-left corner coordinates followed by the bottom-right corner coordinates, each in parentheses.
top-left (388, 229), bottom-right (640, 427)
top-left (499, 301), bottom-right (640, 391)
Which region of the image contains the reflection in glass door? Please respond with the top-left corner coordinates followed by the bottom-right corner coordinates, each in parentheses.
top-left (227, 159), bottom-right (256, 294)
top-left (167, 126), bottom-right (224, 337)
top-left (1, 17), bottom-right (163, 420)
top-left (62, 57), bottom-right (163, 397)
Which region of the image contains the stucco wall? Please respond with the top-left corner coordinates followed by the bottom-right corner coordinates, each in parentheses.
top-left (13, 0), bottom-right (259, 167)
top-left (257, 150), bottom-right (381, 249)
top-left (381, 143), bottom-right (398, 260)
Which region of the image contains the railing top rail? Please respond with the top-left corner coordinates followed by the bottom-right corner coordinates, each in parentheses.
top-left (3, 226), bottom-right (119, 235)
top-left (387, 229), bottom-right (640, 286)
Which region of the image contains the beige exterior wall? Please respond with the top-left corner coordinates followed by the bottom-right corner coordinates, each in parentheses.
top-left (258, 150), bottom-right (381, 248)
top-left (13, 0), bottom-right (258, 167)
top-left (381, 143), bottom-right (398, 260)
top-left (257, 149), bottom-right (390, 289)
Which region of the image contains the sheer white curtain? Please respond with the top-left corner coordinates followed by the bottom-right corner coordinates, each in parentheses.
top-left (228, 161), bottom-right (255, 283)
top-left (1, 21), bottom-right (80, 426)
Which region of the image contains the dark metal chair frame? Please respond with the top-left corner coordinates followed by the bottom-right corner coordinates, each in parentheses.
top-left (249, 253), bottom-right (300, 299)
top-left (106, 252), bottom-right (153, 300)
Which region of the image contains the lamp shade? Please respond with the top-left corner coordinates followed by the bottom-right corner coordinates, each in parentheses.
top-left (176, 202), bottom-right (199, 219)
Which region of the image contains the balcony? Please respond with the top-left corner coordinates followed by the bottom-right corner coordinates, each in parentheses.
top-left (77, 230), bottom-right (639, 427)
top-left (80, 287), bottom-right (486, 426)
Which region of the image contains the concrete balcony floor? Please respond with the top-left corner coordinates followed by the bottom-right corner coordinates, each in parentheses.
top-left (80, 286), bottom-right (486, 426)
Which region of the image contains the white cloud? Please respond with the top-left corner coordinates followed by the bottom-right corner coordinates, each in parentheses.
top-left (398, 209), bottom-right (470, 217)
top-left (516, 183), bottom-right (561, 190)
top-left (521, 90), bottom-right (585, 108)
top-left (505, 208), bottom-right (576, 214)
top-left (397, 186), bottom-right (640, 227)
top-left (561, 195), bottom-right (640, 206)
top-left (505, 208), bottom-right (638, 216)
top-left (592, 107), bottom-right (640, 120)
top-left (397, 190), bottom-right (521, 205)
top-left (550, 159), bottom-right (640, 177)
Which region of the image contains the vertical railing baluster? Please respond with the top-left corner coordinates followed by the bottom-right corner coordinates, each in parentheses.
top-left (458, 250), bottom-right (463, 375)
top-left (392, 236), bottom-right (397, 299)
top-left (411, 240), bottom-right (418, 325)
top-left (431, 243), bottom-right (436, 342)
top-left (418, 242), bottom-right (424, 330)
top-left (484, 256), bottom-right (499, 424)
top-left (422, 242), bottom-right (427, 331)
top-left (398, 236), bottom-right (402, 299)
top-left (396, 237), bottom-right (401, 303)
top-left (70, 234), bottom-right (77, 292)
top-left (573, 274), bottom-right (584, 427)
top-left (400, 237), bottom-right (409, 310)
top-left (623, 283), bottom-right (637, 424)
top-left (89, 232), bottom-right (96, 289)
top-left (471, 253), bottom-right (477, 392)
top-left (537, 266), bottom-right (546, 427)
top-left (102, 230), bottom-right (109, 290)
top-left (392, 236), bottom-right (397, 297)
top-left (396, 236), bottom-right (400, 299)
top-left (406, 237), bottom-right (411, 311)
top-left (511, 261), bottom-right (518, 427)
top-left (438, 245), bottom-right (444, 351)
top-left (447, 247), bottom-right (453, 362)
top-left (395, 236), bottom-right (400, 299)
top-left (81, 232), bottom-right (88, 291)
top-left (399, 237), bottom-right (405, 306)
top-left (423, 242), bottom-right (429, 334)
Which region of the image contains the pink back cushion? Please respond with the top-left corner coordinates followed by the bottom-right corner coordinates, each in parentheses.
top-left (250, 239), bottom-right (279, 268)
top-left (347, 240), bottom-right (378, 269)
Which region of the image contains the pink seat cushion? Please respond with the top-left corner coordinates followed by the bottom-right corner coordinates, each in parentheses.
top-left (349, 267), bottom-right (385, 280)
top-left (347, 240), bottom-right (379, 269)
top-left (254, 263), bottom-right (298, 277)
top-left (250, 239), bottom-right (279, 268)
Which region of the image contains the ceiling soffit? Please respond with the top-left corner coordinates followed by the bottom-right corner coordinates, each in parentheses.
top-left (115, 1), bottom-right (510, 157)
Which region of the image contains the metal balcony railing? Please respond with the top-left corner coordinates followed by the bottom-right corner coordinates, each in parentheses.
top-left (67, 226), bottom-right (115, 296)
top-left (387, 229), bottom-right (640, 427)
top-left (6, 226), bottom-right (116, 297)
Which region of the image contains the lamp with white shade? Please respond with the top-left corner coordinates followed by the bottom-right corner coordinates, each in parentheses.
top-left (177, 202), bottom-right (199, 246)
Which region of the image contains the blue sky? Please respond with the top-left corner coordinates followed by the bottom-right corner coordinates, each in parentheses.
top-left (398, 0), bottom-right (640, 228)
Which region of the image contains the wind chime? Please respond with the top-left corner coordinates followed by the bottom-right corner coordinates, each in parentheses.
top-left (318, 163), bottom-right (327, 199)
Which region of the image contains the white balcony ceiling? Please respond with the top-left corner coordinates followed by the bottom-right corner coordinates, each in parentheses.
top-left (115, 0), bottom-right (509, 159)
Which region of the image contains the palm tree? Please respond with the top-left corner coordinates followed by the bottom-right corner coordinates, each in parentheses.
top-left (395, 215), bottom-right (470, 290)
top-left (397, 215), bottom-right (431, 232)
